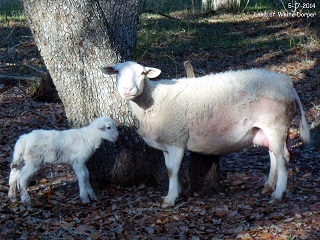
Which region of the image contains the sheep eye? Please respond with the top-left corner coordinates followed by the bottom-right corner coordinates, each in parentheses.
top-left (107, 126), bottom-right (111, 129)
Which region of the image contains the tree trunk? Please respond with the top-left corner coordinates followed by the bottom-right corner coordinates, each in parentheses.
top-left (202, 0), bottom-right (243, 12)
top-left (22, 0), bottom-right (166, 188)
top-left (32, 72), bottom-right (60, 103)
top-left (189, 153), bottom-right (221, 194)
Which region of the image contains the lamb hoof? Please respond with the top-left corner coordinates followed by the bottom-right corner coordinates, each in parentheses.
top-left (21, 200), bottom-right (32, 206)
top-left (89, 193), bottom-right (97, 201)
top-left (81, 198), bottom-right (91, 204)
top-left (21, 196), bottom-right (31, 205)
top-left (267, 198), bottom-right (281, 205)
top-left (8, 197), bottom-right (17, 203)
top-left (261, 186), bottom-right (273, 195)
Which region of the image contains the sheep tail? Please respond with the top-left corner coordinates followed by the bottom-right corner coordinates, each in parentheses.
top-left (11, 136), bottom-right (26, 169)
top-left (294, 89), bottom-right (310, 144)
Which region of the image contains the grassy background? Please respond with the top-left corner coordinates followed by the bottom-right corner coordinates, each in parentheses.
top-left (0, 0), bottom-right (24, 22)
top-left (136, 1), bottom-right (319, 78)
top-left (1, 0), bottom-right (318, 77)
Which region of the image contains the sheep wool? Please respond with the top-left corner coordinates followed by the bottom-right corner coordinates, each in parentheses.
top-left (102, 61), bottom-right (310, 208)
top-left (131, 69), bottom-right (299, 148)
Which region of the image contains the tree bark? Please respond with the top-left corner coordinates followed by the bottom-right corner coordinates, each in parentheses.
top-left (22, 0), bottom-right (166, 188)
top-left (32, 72), bottom-right (60, 103)
top-left (189, 153), bottom-right (221, 194)
top-left (202, 0), bottom-right (243, 12)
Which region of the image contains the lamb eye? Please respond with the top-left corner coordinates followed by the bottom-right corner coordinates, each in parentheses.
top-left (107, 126), bottom-right (111, 129)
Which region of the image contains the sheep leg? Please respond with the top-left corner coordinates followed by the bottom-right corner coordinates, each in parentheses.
top-left (254, 129), bottom-right (279, 194)
top-left (269, 144), bottom-right (290, 203)
top-left (162, 145), bottom-right (185, 208)
top-left (84, 165), bottom-right (97, 201)
top-left (262, 151), bottom-right (277, 195)
top-left (284, 141), bottom-right (290, 163)
top-left (269, 155), bottom-right (287, 203)
top-left (72, 162), bottom-right (90, 203)
top-left (8, 168), bottom-right (20, 202)
top-left (18, 164), bottom-right (38, 204)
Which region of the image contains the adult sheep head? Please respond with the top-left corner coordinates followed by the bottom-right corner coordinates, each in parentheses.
top-left (101, 61), bottom-right (161, 100)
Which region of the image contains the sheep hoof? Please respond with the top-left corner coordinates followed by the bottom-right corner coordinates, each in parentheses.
top-left (161, 200), bottom-right (175, 209)
top-left (270, 191), bottom-right (285, 202)
top-left (161, 203), bottom-right (172, 208)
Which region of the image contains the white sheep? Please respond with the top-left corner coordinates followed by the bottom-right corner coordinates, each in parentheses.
top-left (101, 61), bottom-right (310, 208)
top-left (8, 116), bottom-right (119, 204)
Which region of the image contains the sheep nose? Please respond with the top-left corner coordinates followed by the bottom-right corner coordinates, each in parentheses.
top-left (121, 87), bottom-right (135, 98)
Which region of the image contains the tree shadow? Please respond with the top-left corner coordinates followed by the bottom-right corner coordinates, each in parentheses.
top-left (0, 24), bottom-right (43, 77)
top-left (137, 13), bottom-right (319, 78)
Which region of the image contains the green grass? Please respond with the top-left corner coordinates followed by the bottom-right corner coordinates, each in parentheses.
top-left (135, 13), bottom-right (296, 62)
top-left (0, 0), bottom-right (25, 23)
top-left (135, 0), bottom-right (319, 63)
top-left (245, 0), bottom-right (278, 11)
top-left (140, 0), bottom-right (286, 14)
top-left (1, 0), bottom-right (317, 66)
top-left (141, 0), bottom-right (194, 13)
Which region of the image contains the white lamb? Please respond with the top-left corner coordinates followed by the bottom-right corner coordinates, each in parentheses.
top-left (102, 61), bottom-right (310, 208)
top-left (8, 116), bottom-right (119, 204)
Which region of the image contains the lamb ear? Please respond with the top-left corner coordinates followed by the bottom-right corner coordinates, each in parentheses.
top-left (96, 122), bottom-right (106, 131)
top-left (144, 67), bottom-right (161, 78)
top-left (101, 66), bottom-right (118, 75)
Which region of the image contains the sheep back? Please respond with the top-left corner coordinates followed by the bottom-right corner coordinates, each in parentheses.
top-left (131, 69), bottom-right (297, 149)
top-left (15, 128), bottom-right (102, 167)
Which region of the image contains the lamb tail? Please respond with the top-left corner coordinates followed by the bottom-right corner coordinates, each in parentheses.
top-left (11, 136), bottom-right (27, 169)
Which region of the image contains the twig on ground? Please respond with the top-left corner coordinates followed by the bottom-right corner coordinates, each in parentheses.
top-left (0, 74), bottom-right (40, 81)
top-left (23, 64), bottom-right (46, 74)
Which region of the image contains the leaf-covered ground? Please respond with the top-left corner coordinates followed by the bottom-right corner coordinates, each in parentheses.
top-left (1, 12), bottom-right (320, 239)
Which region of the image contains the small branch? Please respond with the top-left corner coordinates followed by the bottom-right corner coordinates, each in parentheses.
top-left (8, 41), bottom-right (36, 57)
top-left (278, 0), bottom-right (289, 13)
top-left (23, 64), bottom-right (46, 74)
top-left (184, 60), bottom-right (195, 78)
top-left (0, 74), bottom-right (40, 81)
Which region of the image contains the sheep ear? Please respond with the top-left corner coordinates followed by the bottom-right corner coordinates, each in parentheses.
top-left (144, 67), bottom-right (161, 78)
top-left (101, 66), bottom-right (118, 75)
